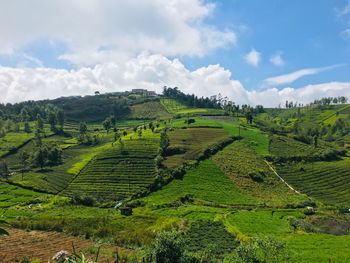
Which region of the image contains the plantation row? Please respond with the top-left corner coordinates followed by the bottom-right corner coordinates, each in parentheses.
top-left (277, 158), bottom-right (350, 205)
top-left (63, 135), bottom-right (160, 200)
top-left (163, 127), bottom-right (231, 168)
top-left (269, 135), bottom-right (325, 160)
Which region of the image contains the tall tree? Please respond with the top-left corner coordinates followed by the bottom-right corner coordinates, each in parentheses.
top-left (56, 109), bottom-right (65, 131)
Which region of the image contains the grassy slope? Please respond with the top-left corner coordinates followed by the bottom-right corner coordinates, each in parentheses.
top-left (143, 160), bottom-right (257, 206)
top-left (163, 127), bottom-right (231, 168)
top-left (130, 101), bottom-right (172, 119)
top-left (212, 140), bottom-right (307, 206)
top-left (226, 209), bottom-right (350, 262)
top-left (63, 130), bottom-right (160, 200)
top-left (276, 157), bottom-right (350, 206)
top-left (161, 98), bottom-right (224, 115)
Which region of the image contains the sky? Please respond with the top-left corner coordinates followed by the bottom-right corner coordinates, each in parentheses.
top-left (0, 0), bottom-right (350, 106)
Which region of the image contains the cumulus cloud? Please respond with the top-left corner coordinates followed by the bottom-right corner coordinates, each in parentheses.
top-left (0, 0), bottom-right (235, 66)
top-left (270, 53), bottom-right (285, 66)
top-left (263, 64), bottom-right (343, 86)
top-left (244, 49), bottom-right (261, 67)
top-left (1, 53), bottom-right (349, 107)
top-left (340, 28), bottom-right (350, 39)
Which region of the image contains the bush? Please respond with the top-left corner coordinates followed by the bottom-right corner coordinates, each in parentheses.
top-left (150, 231), bottom-right (185, 263)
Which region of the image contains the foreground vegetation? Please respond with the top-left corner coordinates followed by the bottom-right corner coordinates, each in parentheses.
top-left (0, 88), bottom-right (349, 262)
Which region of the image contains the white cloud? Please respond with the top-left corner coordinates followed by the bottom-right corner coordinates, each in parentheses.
top-left (340, 28), bottom-right (350, 39)
top-left (263, 64), bottom-right (343, 86)
top-left (0, 53), bottom-right (349, 107)
top-left (0, 0), bottom-right (236, 66)
top-left (244, 49), bottom-right (261, 67)
top-left (338, 0), bottom-right (350, 16)
top-left (270, 53), bottom-right (285, 66)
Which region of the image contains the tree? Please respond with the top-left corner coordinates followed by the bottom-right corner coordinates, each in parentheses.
top-left (33, 147), bottom-right (47, 169)
top-left (56, 109), bottom-right (65, 131)
top-left (0, 162), bottom-right (9, 179)
top-left (24, 122), bottom-right (31, 133)
top-left (19, 151), bottom-right (29, 180)
top-left (34, 129), bottom-right (42, 147)
top-left (47, 144), bottom-right (62, 165)
top-left (151, 231), bottom-right (185, 263)
top-left (20, 107), bottom-right (30, 122)
top-left (103, 118), bottom-right (112, 133)
top-left (48, 110), bottom-right (57, 131)
top-left (36, 114), bottom-right (44, 131)
top-left (79, 122), bottom-right (88, 134)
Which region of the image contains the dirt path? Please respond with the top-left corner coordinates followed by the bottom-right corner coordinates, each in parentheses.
top-left (0, 228), bottom-right (113, 263)
top-left (264, 160), bottom-right (301, 194)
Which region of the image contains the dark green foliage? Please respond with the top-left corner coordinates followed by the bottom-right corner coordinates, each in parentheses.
top-left (151, 231), bottom-right (185, 263)
top-left (163, 86), bottom-right (221, 109)
top-left (0, 161), bottom-right (9, 178)
top-left (184, 220), bottom-right (237, 257)
top-left (23, 122), bottom-right (31, 133)
top-left (230, 237), bottom-right (288, 263)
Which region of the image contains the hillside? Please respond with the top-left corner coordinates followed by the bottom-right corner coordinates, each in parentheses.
top-left (0, 90), bottom-right (349, 262)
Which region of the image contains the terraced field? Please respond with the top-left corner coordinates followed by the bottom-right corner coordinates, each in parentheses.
top-left (276, 158), bottom-right (350, 206)
top-left (269, 135), bottom-right (325, 160)
top-left (130, 101), bottom-right (172, 119)
top-left (163, 127), bottom-right (231, 168)
top-left (161, 98), bottom-right (224, 115)
top-left (63, 131), bottom-right (160, 200)
top-left (212, 140), bottom-right (307, 206)
top-left (0, 132), bottom-right (34, 157)
top-left (0, 183), bottom-right (45, 208)
top-left (143, 159), bottom-right (257, 206)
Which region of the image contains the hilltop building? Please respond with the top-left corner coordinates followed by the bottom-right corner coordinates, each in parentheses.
top-left (131, 89), bottom-right (157, 96)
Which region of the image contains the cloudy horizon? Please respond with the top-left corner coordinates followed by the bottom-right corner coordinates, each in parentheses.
top-left (1, 0), bottom-right (350, 106)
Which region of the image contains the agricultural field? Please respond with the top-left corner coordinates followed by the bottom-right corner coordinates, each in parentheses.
top-left (0, 183), bottom-right (46, 208)
top-left (143, 160), bottom-right (257, 206)
top-left (163, 127), bottom-right (231, 168)
top-left (0, 228), bottom-right (125, 263)
top-left (226, 209), bottom-right (350, 263)
top-left (211, 140), bottom-right (308, 206)
top-left (0, 90), bottom-right (349, 262)
top-left (269, 135), bottom-right (326, 160)
top-left (0, 132), bottom-right (35, 157)
top-left (130, 101), bottom-right (172, 119)
top-left (276, 158), bottom-right (350, 206)
top-left (161, 98), bottom-right (224, 115)
top-left (63, 130), bottom-right (160, 201)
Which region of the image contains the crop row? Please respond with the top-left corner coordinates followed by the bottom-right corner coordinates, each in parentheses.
top-left (277, 158), bottom-right (350, 205)
top-left (63, 136), bottom-right (160, 200)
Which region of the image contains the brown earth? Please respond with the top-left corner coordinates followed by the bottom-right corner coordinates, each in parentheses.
top-left (0, 228), bottom-right (117, 262)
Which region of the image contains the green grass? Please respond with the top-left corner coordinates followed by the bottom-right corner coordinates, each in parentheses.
top-left (161, 98), bottom-right (224, 115)
top-left (226, 209), bottom-right (304, 236)
top-left (285, 233), bottom-right (350, 263)
top-left (163, 127), bottom-right (231, 168)
top-left (212, 140), bottom-right (307, 206)
top-left (184, 220), bottom-right (237, 256)
top-left (143, 160), bottom-right (257, 206)
top-left (269, 135), bottom-right (326, 159)
top-left (276, 158), bottom-right (350, 206)
top-left (63, 130), bottom-right (160, 200)
top-left (0, 132), bottom-right (34, 157)
top-left (130, 101), bottom-right (172, 119)
top-left (7, 133), bottom-right (117, 193)
top-left (226, 209), bottom-right (350, 262)
top-left (0, 182), bottom-right (45, 208)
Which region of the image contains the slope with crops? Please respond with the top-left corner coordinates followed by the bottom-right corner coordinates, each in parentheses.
top-left (63, 130), bottom-right (160, 201)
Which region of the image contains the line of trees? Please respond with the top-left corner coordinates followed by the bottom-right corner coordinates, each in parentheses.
top-left (163, 86), bottom-right (222, 109)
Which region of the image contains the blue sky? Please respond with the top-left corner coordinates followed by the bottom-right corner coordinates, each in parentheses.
top-left (182, 0), bottom-right (350, 89)
top-left (0, 0), bottom-right (350, 105)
